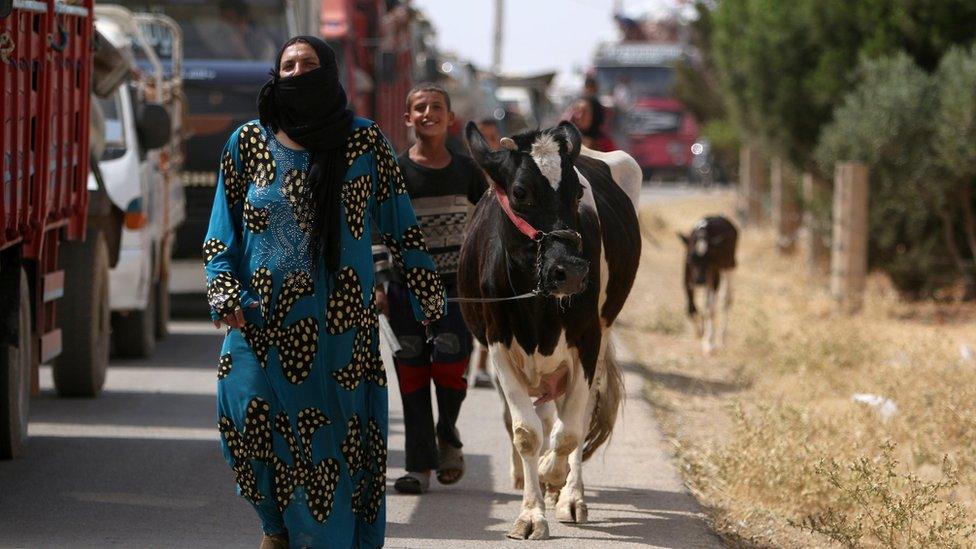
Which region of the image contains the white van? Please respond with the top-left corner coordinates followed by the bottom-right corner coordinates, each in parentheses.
top-left (86, 7), bottom-right (185, 358)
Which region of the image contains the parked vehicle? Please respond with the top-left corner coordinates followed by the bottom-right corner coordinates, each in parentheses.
top-left (91, 6), bottom-right (184, 357)
top-left (101, 0), bottom-right (292, 301)
top-left (593, 42), bottom-right (700, 181)
top-left (1, 0), bottom-right (98, 459)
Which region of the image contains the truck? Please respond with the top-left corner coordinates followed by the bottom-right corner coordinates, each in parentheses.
top-left (312, 0), bottom-right (423, 152)
top-left (593, 41), bottom-right (699, 181)
top-left (1, 0), bottom-right (97, 458)
top-left (100, 0), bottom-right (292, 304)
top-left (91, 5), bottom-right (184, 358)
top-left (1, 0), bottom-right (178, 459)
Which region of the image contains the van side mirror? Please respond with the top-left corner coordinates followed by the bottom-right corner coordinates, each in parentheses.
top-left (135, 103), bottom-right (171, 151)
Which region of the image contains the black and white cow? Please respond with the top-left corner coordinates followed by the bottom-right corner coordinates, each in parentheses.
top-left (679, 216), bottom-right (738, 355)
top-left (458, 121), bottom-right (641, 540)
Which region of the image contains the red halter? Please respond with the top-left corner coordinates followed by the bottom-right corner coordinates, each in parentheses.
top-left (492, 183), bottom-right (541, 241)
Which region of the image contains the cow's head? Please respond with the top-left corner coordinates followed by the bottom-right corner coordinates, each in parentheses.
top-left (466, 121), bottom-right (589, 297)
top-left (679, 220), bottom-right (713, 285)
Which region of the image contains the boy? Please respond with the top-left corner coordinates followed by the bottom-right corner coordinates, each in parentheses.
top-left (376, 83), bottom-right (487, 494)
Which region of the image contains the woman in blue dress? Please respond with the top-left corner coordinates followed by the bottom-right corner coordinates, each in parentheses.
top-left (203, 36), bottom-right (445, 549)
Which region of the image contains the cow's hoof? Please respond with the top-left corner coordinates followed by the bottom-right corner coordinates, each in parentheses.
top-left (556, 498), bottom-right (588, 524)
top-left (506, 516), bottom-right (549, 540)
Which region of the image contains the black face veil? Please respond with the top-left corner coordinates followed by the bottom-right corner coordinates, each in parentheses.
top-left (257, 36), bottom-right (353, 272)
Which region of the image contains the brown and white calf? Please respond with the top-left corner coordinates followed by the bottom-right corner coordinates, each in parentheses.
top-left (680, 216), bottom-right (738, 355)
top-left (458, 121), bottom-right (641, 540)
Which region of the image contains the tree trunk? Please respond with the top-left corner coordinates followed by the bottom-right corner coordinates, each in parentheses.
top-left (957, 185), bottom-right (976, 301)
top-left (939, 207), bottom-right (976, 301)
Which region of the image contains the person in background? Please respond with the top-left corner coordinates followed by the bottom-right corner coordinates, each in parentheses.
top-left (204, 36), bottom-right (444, 549)
top-left (375, 83), bottom-right (488, 494)
top-left (583, 74), bottom-right (599, 99)
top-left (570, 96), bottom-right (618, 152)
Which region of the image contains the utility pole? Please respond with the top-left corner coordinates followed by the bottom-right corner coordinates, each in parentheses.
top-left (492, 0), bottom-right (504, 75)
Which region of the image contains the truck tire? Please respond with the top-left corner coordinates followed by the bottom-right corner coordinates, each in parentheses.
top-left (112, 286), bottom-right (156, 358)
top-left (0, 268), bottom-right (32, 459)
top-left (54, 230), bottom-right (110, 397)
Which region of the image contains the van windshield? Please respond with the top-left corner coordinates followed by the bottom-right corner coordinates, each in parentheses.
top-left (595, 66), bottom-right (675, 98)
top-left (108, 0), bottom-right (287, 62)
top-left (98, 92), bottom-right (127, 161)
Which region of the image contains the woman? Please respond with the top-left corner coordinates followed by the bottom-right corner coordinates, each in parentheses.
top-left (204, 36), bottom-right (445, 549)
top-left (570, 96), bottom-right (618, 152)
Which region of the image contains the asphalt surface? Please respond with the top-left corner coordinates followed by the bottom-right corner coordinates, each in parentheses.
top-left (0, 184), bottom-right (726, 548)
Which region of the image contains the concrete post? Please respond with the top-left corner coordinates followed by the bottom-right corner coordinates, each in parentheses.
top-left (830, 162), bottom-right (869, 313)
top-left (799, 172), bottom-right (831, 272)
top-left (770, 158), bottom-right (800, 254)
top-left (738, 146), bottom-right (766, 226)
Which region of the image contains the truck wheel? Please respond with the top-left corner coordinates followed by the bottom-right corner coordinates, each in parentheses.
top-left (0, 268), bottom-right (32, 459)
top-left (112, 287), bottom-right (156, 358)
top-left (54, 230), bottom-right (110, 397)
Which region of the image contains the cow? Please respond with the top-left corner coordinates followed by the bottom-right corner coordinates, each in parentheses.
top-left (458, 120), bottom-right (641, 540)
top-left (679, 216), bottom-right (738, 355)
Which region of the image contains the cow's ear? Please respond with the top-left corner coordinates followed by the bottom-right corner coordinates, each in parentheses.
top-left (466, 121), bottom-right (494, 168)
top-left (678, 232), bottom-right (690, 246)
top-left (465, 120), bottom-right (508, 186)
top-left (556, 121), bottom-right (582, 162)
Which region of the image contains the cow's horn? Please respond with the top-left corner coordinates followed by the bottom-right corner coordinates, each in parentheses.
top-left (500, 137), bottom-right (517, 151)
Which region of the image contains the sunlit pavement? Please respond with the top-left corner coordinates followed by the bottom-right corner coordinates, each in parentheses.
top-left (640, 181), bottom-right (735, 203)
top-left (0, 186), bottom-right (725, 547)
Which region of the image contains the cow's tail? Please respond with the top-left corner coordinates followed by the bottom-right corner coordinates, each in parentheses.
top-left (582, 336), bottom-right (625, 461)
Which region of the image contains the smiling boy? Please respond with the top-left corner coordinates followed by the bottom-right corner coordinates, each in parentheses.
top-left (376, 83), bottom-right (487, 494)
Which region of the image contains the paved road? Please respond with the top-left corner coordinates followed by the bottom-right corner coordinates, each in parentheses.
top-left (640, 182), bottom-right (733, 204)
top-left (0, 319), bottom-right (720, 548)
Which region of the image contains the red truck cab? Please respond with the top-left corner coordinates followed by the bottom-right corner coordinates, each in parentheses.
top-left (593, 42), bottom-right (699, 180)
top-left (622, 95), bottom-right (698, 179)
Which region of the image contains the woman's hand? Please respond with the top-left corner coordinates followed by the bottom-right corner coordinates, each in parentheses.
top-left (375, 287), bottom-right (390, 317)
top-left (214, 302), bottom-right (259, 330)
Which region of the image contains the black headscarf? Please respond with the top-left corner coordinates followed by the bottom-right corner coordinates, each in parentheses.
top-left (580, 96), bottom-right (606, 140)
top-left (257, 36), bottom-right (353, 272)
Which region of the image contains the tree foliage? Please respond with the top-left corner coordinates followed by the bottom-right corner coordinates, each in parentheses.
top-left (700, 0), bottom-right (976, 297)
top-left (709, 0), bottom-right (976, 171)
top-left (815, 54), bottom-right (955, 296)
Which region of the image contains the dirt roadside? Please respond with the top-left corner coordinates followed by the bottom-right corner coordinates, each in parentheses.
top-left (618, 190), bottom-right (976, 548)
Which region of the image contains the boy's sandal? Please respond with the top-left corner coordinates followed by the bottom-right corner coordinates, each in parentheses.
top-left (437, 442), bottom-right (465, 485)
top-left (393, 471), bottom-right (430, 494)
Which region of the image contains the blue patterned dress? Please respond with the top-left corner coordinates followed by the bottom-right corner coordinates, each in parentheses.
top-left (203, 117), bottom-right (445, 548)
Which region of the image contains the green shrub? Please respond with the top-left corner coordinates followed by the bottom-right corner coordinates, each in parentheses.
top-left (816, 54), bottom-right (959, 297)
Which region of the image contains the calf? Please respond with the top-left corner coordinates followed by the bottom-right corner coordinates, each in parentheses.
top-left (680, 216), bottom-right (738, 355)
top-left (458, 121), bottom-right (641, 540)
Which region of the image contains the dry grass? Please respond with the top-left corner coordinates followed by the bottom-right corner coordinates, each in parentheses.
top-left (617, 190), bottom-right (976, 548)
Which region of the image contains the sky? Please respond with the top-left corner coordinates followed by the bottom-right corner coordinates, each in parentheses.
top-left (410, 0), bottom-right (621, 88)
